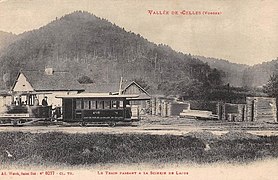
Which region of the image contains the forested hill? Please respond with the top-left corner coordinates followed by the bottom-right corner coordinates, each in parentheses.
top-left (196, 55), bottom-right (278, 88)
top-left (194, 56), bottom-right (249, 87)
top-left (0, 11), bottom-right (223, 96)
top-left (0, 31), bottom-right (17, 51)
top-left (242, 58), bottom-right (278, 87)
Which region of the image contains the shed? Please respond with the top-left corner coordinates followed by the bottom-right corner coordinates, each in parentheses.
top-left (83, 80), bottom-right (151, 113)
top-left (122, 81), bottom-right (151, 113)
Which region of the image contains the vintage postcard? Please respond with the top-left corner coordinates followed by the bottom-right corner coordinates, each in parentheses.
top-left (0, 0), bottom-right (277, 179)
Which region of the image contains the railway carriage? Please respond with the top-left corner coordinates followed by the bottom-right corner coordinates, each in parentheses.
top-left (56, 93), bottom-right (139, 126)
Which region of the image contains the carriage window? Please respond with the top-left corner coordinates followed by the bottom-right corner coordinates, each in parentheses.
top-left (111, 101), bottom-right (119, 109)
top-left (84, 99), bottom-right (90, 109)
top-left (119, 101), bottom-right (124, 108)
top-left (76, 99), bottom-right (82, 109)
top-left (104, 101), bottom-right (111, 109)
top-left (97, 101), bottom-right (104, 109)
top-left (90, 100), bottom-right (96, 109)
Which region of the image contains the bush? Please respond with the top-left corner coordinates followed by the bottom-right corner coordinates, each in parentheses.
top-left (0, 132), bottom-right (277, 166)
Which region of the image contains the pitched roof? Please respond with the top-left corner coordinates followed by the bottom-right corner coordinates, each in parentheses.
top-left (123, 81), bottom-right (151, 97)
top-left (128, 93), bottom-right (151, 100)
top-left (83, 81), bottom-right (151, 99)
top-left (0, 90), bottom-right (11, 96)
top-left (83, 83), bottom-right (121, 93)
top-left (13, 70), bottom-right (84, 91)
top-left (56, 93), bottom-right (139, 99)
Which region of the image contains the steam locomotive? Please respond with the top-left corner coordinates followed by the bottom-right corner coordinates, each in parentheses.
top-left (0, 92), bottom-right (52, 125)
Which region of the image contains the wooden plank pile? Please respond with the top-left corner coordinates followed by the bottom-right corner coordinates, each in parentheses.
top-left (149, 97), bottom-right (189, 117)
top-left (246, 97), bottom-right (277, 122)
top-left (218, 97), bottom-right (277, 123)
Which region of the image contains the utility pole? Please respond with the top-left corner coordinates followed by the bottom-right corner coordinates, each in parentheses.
top-left (118, 77), bottom-right (123, 95)
top-left (154, 53), bottom-right (157, 81)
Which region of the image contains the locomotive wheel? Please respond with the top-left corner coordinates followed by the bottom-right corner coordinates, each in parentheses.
top-left (12, 120), bottom-right (18, 126)
top-left (80, 122), bottom-right (87, 127)
top-left (108, 122), bottom-right (116, 127)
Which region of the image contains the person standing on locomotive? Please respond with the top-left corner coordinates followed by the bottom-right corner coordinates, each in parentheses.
top-left (14, 97), bottom-right (20, 106)
top-left (41, 96), bottom-right (50, 118)
top-left (34, 96), bottom-right (39, 106)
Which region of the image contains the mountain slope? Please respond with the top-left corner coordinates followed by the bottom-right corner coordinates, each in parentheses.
top-left (195, 55), bottom-right (249, 87)
top-left (242, 58), bottom-right (278, 87)
top-left (0, 11), bottom-right (223, 95)
top-left (196, 55), bottom-right (278, 88)
top-left (0, 31), bottom-right (17, 51)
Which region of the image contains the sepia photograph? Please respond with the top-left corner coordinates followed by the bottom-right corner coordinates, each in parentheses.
top-left (0, 0), bottom-right (277, 179)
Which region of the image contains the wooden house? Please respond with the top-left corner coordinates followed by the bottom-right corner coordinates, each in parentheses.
top-left (121, 81), bottom-right (151, 109)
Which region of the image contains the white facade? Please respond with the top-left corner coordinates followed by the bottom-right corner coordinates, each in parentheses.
top-left (0, 96), bottom-right (12, 107)
top-left (13, 73), bottom-right (34, 92)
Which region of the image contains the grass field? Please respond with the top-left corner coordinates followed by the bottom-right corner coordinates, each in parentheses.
top-left (0, 131), bottom-right (278, 168)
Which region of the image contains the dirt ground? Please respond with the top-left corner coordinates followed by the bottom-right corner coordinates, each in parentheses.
top-left (0, 115), bottom-right (278, 136)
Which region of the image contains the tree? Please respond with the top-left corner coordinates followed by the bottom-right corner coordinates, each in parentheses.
top-left (77, 75), bottom-right (94, 84)
top-left (157, 77), bottom-right (206, 99)
top-left (263, 73), bottom-right (278, 97)
top-left (132, 78), bottom-right (150, 91)
top-left (177, 78), bottom-right (204, 99)
top-left (208, 68), bottom-right (224, 86)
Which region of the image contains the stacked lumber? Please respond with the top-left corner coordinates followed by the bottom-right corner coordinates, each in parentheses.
top-left (180, 109), bottom-right (215, 119)
top-left (254, 97), bottom-right (277, 122)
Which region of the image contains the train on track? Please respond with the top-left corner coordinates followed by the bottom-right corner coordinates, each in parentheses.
top-left (0, 92), bottom-right (52, 126)
top-left (0, 93), bottom-right (139, 126)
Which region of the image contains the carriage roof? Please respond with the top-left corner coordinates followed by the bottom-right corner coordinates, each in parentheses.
top-left (55, 93), bottom-right (139, 99)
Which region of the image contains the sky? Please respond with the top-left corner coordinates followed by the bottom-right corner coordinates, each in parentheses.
top-left (0, 0), bottom-right (277, 65)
